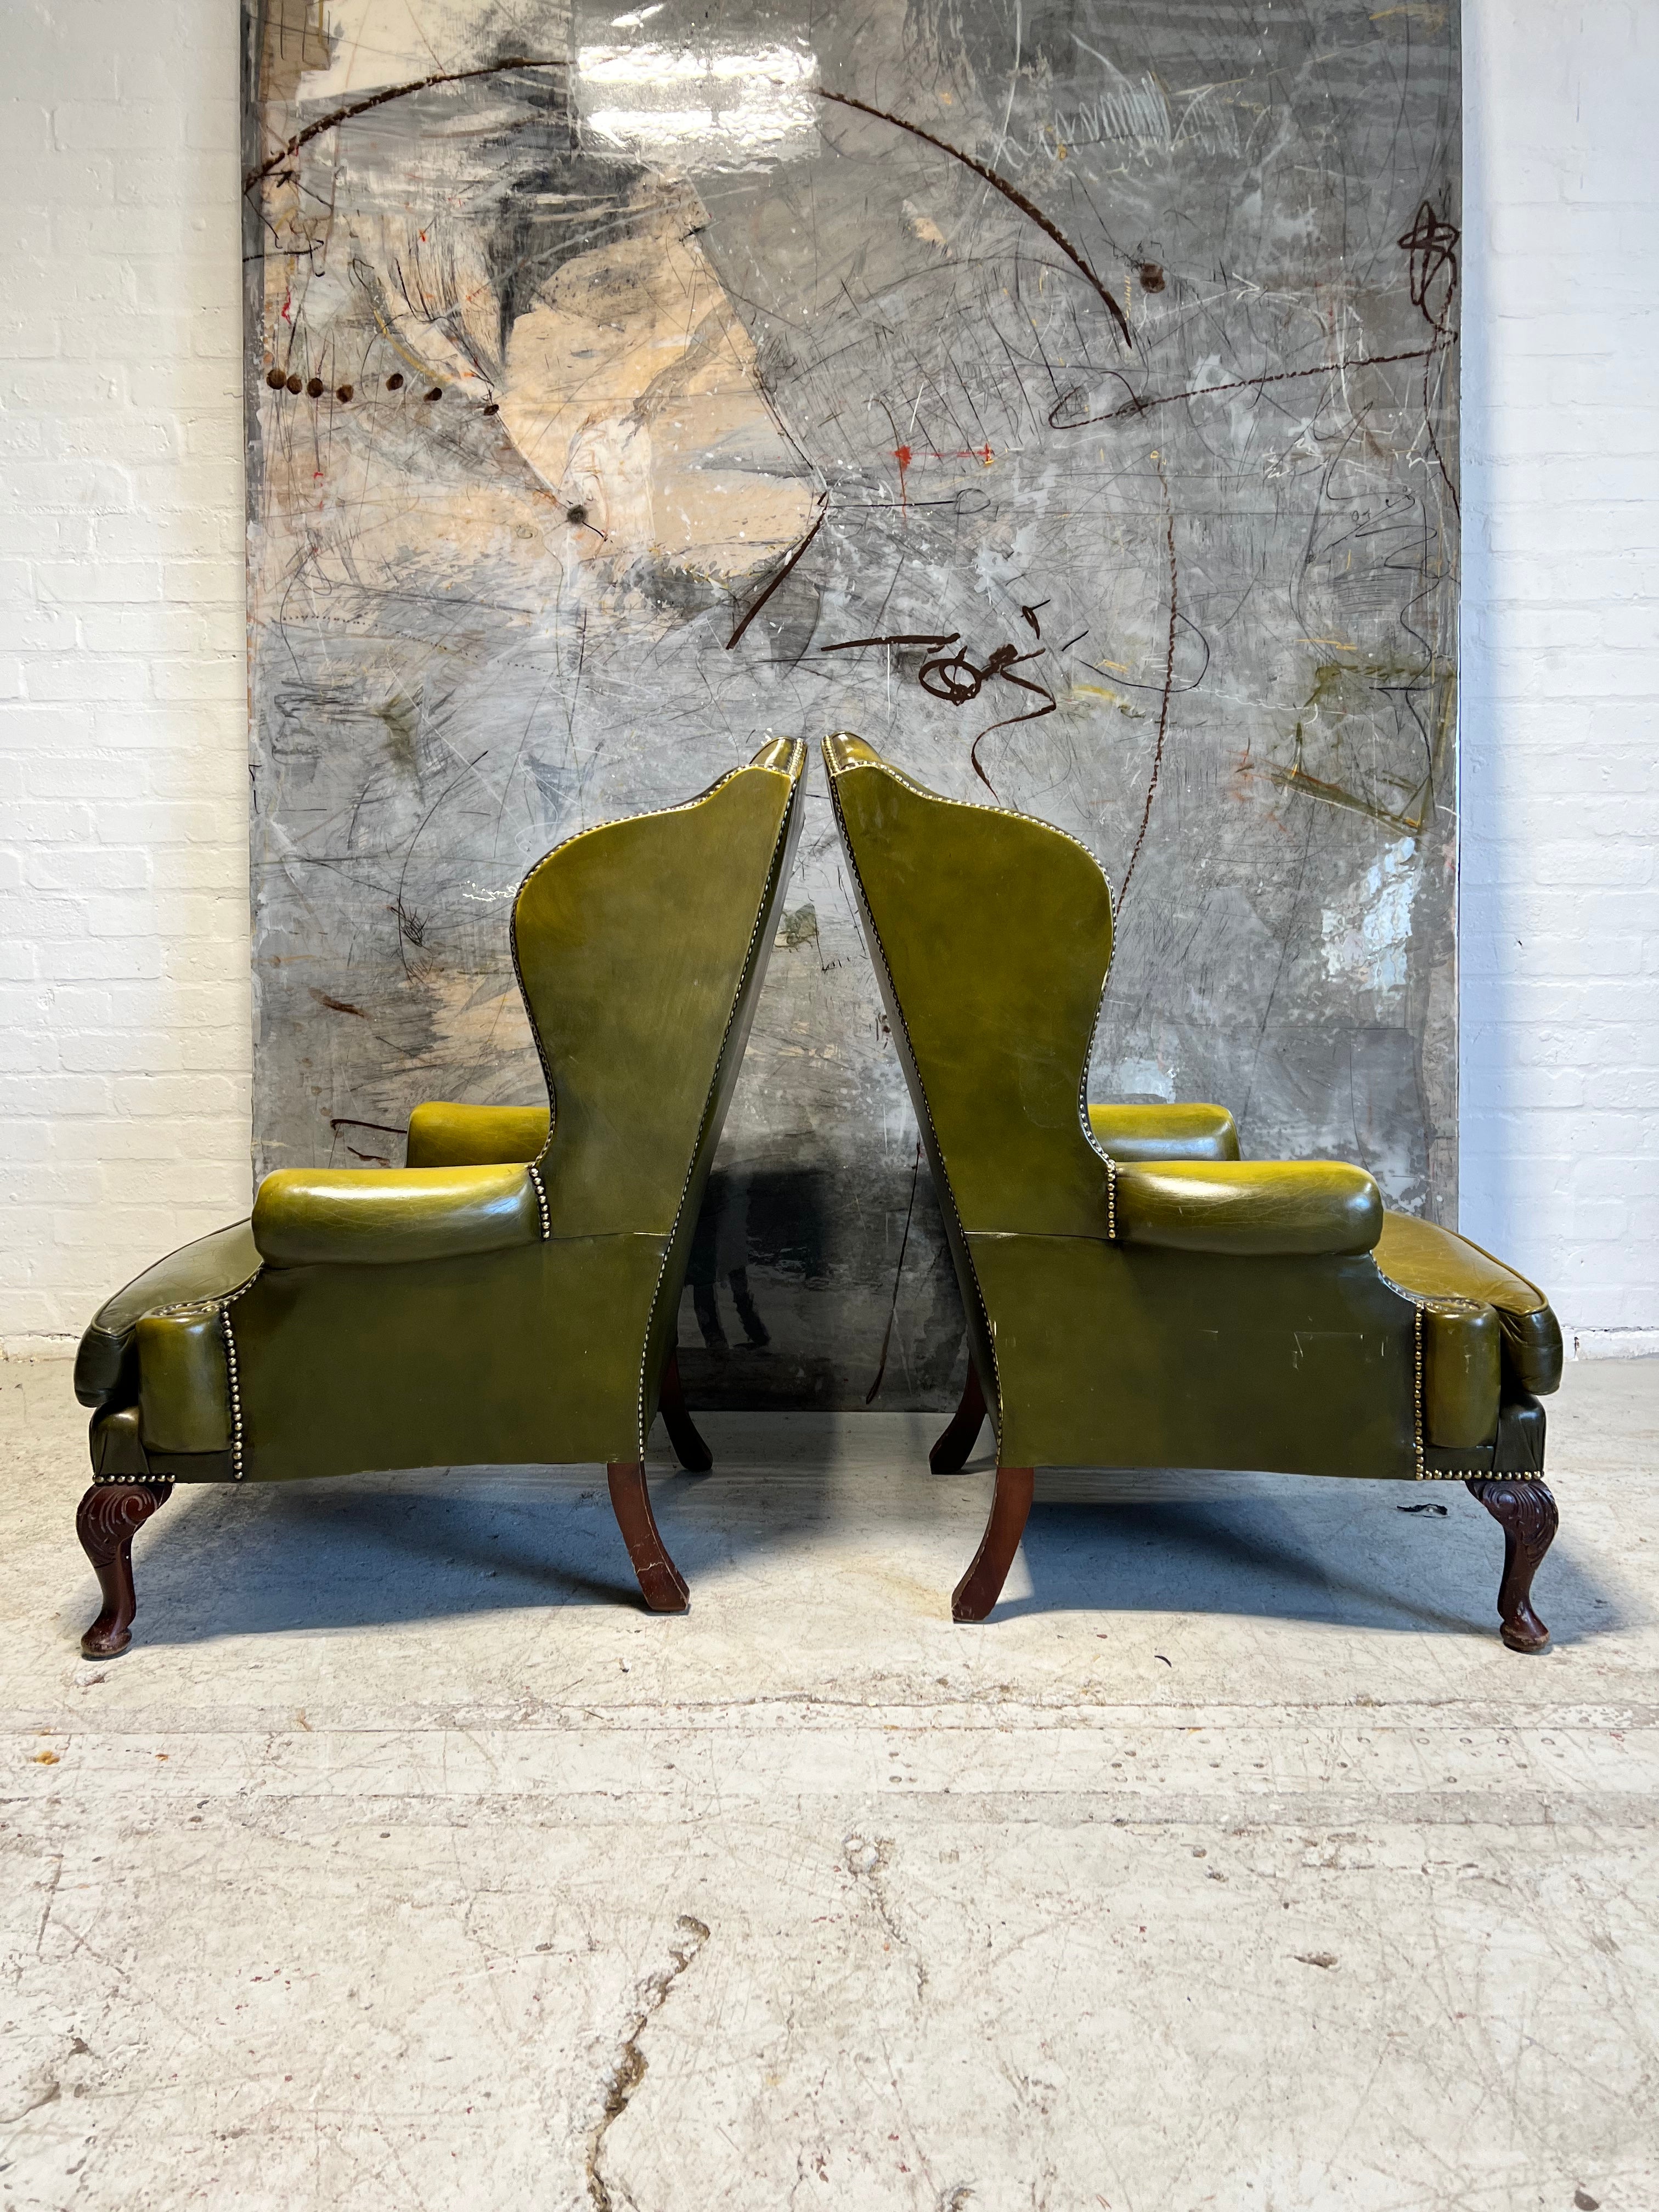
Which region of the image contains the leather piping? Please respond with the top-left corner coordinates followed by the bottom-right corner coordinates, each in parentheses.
top-left (824, 750), bottom-right (1007, 1458)
top-left (633, 752), bottom-right (805, 1459)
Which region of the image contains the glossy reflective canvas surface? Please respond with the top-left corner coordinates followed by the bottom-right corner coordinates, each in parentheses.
top-left (242, 0), bottom-right (1459, 1408)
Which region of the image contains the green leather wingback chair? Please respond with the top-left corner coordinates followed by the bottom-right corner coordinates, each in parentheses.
top-left (72, 739), bottom-right (806, 1654)
top-left (823, 735), bottom-right (1564, 1650)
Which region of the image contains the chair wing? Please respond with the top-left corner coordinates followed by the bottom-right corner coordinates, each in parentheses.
top-left (822, 734), bottom-right (1114, 1237)
top-left (516, 740), bottom-right (806, 1240)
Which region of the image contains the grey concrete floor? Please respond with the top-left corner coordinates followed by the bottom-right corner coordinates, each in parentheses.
top-left (2, 1357), bottom-right (1657, 2211)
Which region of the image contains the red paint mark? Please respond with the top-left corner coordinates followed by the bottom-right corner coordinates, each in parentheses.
top-left (280, 288), bottom-right (292, 324)
top-left (892, 442), bottom-right (994, 511)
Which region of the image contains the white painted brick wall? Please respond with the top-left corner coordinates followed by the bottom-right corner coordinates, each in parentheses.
top-left (1461, 1), bottom-right (1659, 1358)
top-left (0, 0), bottom-right (249, 1354)
top-left (1, 0), bottom-right (1654, 1357)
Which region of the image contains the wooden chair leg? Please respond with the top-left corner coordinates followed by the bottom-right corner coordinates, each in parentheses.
top-left (951, 1465), bottom-right (1034, 1622)
top-left (657, 1349), bottom-right (713, 1473)
top-left (76, 1481), bottom-right (172, 1657)
top-left (930, 1362), bottom-right (987, 1474)
top-left (607, 1462), bottom-right (690, 1613)
top-left (1466, 1477), bottom-right (1558, 1651)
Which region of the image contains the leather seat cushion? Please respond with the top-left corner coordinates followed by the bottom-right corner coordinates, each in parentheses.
top-left (1375, 1213), bottom-right (1563, 1399)
top-left (75, 1220), bottom-right (259, 1410)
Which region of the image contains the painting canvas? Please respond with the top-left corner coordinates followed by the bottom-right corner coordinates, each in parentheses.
top-left (241, 0), bottom-right (1460, 1409)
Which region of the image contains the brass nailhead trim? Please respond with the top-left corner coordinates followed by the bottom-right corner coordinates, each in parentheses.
top-left (221, 1307), bottom-right (244, 1480)
top-left (1413, 1299), bottom-right (1425, 1477)
top-left (217, 1272), bottom-right (258, 1481)
top-left (1103, 1154), bottom-right (1118, 1240)
top-left (527, 1161), bottom-right (550, 1239)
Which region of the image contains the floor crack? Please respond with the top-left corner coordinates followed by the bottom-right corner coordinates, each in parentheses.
top-left (586, 1914), bottom-right (710, 2212)
top-left (844, 1833), bottom-right (928, 2000)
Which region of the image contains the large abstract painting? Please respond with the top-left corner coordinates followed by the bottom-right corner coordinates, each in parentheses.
top-left (242, 0), bottom-right (1459, 1409)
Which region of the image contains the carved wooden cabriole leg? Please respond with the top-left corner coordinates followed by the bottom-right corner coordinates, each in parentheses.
top-left (1466, 1477), bottom-right (1559, 1652)
top-left (657, 1350), bottom-right (713, 1474)
top-left (76, 1481), bottom-right (172, 1658)
top-left (607, 1462), bottom-right (691, 1613)
top-left (929, 1362), bottom-right (988, 1475)
top-left (951, 1465), bottom-right (1035, 1623)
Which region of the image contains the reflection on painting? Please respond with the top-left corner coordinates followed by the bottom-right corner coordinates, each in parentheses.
top-left (242, 0), bottom-right (1459, 1408)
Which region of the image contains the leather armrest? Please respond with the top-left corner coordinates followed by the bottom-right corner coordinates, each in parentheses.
top-left (1088, 1102), bottom-right (1240, 1163)
top-left (253, 1165), bottom-right (541, 1267)
top-left (1114, 1160), bottom-right (1383, 1256)
top-left (405, 1101), bottom-right (550, 1167)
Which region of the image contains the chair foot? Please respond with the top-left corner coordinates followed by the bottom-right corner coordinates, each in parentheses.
top-left (657, 1349), bottom-right (713, 1473)
top-left (930, 1363), bottom-right (988, 1474)
top-left (76, 1481), bottom-right (172, 1657)
top-left (607, 1462), bottom-right (690, 1612)
top-left (951, 1466), bottom-right (1034, 1622)
top-left (1466, 1477), bottom-right (1558, 1651)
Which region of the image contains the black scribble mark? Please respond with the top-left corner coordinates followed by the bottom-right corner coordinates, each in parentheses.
top-left (1154, 1653), bottom-right (1172, 1666)
top-left (330, 1117), bottom-right (407, 1140)
top-left (1049, 343), bottom-right (1447, 432)
top-left (392, 749), bottom-right (488, 975)
top-left (1019, 600), bottom-right (1049, 635)
top-left (725, 498), bottom-right (827, 650)
top-left (1398, 200), bottom-right (1459, 328)
top-left (1398, 1500), bottom-right (1448, 1515)
top-left (345, 1145), bottom-right (392, 1165)
top-left (1119, 466), bottom-right (1178, 908)
top-left (821, 629), bottom-right (1056, 798)
top-left (1397, 199), bottom-right (1462, 521)
top-left (1059, 628), bottom-right (1088, 653)
top-left (967, 656), bottom-right (1056, 797)
top-left (245, 58), bottom-right (563, 193)
top-left (391, 900), bottom-right (428, 947)
top-left (309, 990), bottom-right (368, 1019)
top-left (865, 1141), bottom-right (923, 1404)
top-left (586, 1916), bottom-right (710, 2212)
top-left (816, 90), bottom-right (1132, 349)
top-left (921, 642), bottom-right (1047, 707)
top-left (820, 631), bottom-right (960, 654)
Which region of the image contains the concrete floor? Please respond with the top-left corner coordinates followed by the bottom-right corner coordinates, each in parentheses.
top-left (3, 1358), bottom-right (1657, 2210)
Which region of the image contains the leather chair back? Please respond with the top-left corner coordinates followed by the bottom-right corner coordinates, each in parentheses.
top-left (513, 738), bottom-right (805, 1388)
top-left (823, 735), bottom-right (1114, 1240)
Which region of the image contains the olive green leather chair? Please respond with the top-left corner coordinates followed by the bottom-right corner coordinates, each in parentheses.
top-left (72, 740), bottom-right (806, 1654)
top-left (823, 735), bottom-right (1563, 1650)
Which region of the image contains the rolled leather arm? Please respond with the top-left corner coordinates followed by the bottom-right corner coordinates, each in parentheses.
top-left (405, 1100), bottom-right (550, 1167)
top-left (253, 1164), bottom-right (541, 1267)
top-left (1114, 1159), bottom-right (1383, 1256)
top-left (1088, 1102), bottom-right (1240, 1163)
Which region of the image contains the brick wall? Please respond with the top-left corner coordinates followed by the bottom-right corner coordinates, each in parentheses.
top-left (1460, 2), bottom-right (1659, 1356)
top-left (1, 0), bottom-right (247, 1352)
top-left (1, 1), bottom-right (1654, 1355)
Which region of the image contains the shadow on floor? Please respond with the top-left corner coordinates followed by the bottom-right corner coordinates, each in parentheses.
top-left (101, 1432), bottom-right (1630, 1653)
top-left (1005, 1494), bottom-right (1626, 1645)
